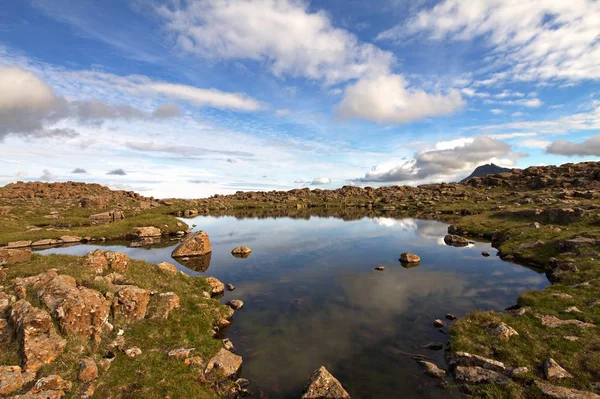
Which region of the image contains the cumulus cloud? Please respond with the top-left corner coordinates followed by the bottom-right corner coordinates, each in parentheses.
top-left (490, 109), bottom-right (503, 115)
top-left (71, 168), bottom-right (87, 174)
top-left (379, 0), bottom-right (600, 83)
top-left (40, 169), bottom-right (55, 181)
top-left (107, 168), bottom-right (127, 175)
top-left (155, 0), bottom-right (393, 85)
top-left (546, 135), bottom-right (600, 156)
top-left (311, 177), bottom-right (331, 185)
top-left (0, 66), bottom-right (182, 140)
top-left (152, 103), bottom-right (181, 118)
top-left (337, 74), bottom-right (465, 124)
top-left (520, 139), bottom-right (551, 149)
top-left (356, 137), bottom-right (523, 182)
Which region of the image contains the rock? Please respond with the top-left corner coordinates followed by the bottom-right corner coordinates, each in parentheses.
top-left (374, 266), bottom-right (385, 271)
top-left (223, 338), bottom-right (235, 352)
top-left (400, 252), bottom-right (420, 264)
top-left (124, 347), bottom-right (142, 358)
top-left (78, 357), bottom-right (98, 382)
top-left (7, 241), bottom-right (32, 249)
top-left (588, 299), bottom-right (600, 308)
top-left (449, 352), bottom-right (506, 372)
top-left (171, 231), bottom-right (212, 257)
top-left (421, 342), bottom-right (443, 350)
top-left (184, 357), bottom-right (204, 367)
top-left (59, 236), bottom-right (81, 244)
top-left (418, 360), bottom-right (446, 379)
top-left (453, 366), bottom-right (506, 384)
top-left (148, 292), bottom-right (180, 319)
top-left (511, 367), bottom-right (529, 377)
top-left (225, 284), bottom-right (235, 291)
top-left (83, 250), bottom-right (108, 274)
top-left (205, 277), bottom-right (225, 297)
top-left (14, 270), bottom-right (111, 343)
top-left (482, 251), bottom-right (490, 257)
top-left (168, 347), bottom-right (195, 360)
top-left (301, 366), bottom-right (350, 399)
top-left (10, 300), bottom-right (67, 372)
top-left (89, 210), bottom-right (125, 222)
top-left (113, 286), bottom-right (150, 323)
top-left (444, 234), bottom-right (470, 247)
top-left (157, 262), bottom-right (178, 274)
top-left (564, 336), bottom-right (580, 342)
top-left (433, 319), bottom-right (445, 328)
top-left (535, 380), bottom-right (600, 398)
top-left (31, 239), bottom-right (63, 247)
top-left (104, 251), bottom-right (129, 272)
top-left (175, 253), bottom-right (212, 272)
top-left (0, 366), bottom-right (23, 396)
top-left (445, 313), bottom-right (458, 320)
top-left (133, 226), bottom-right (162, 238)
top-left (0, 248), bottom-right (31, 265)
top-left (544, 358), bottom-right (573, 381)
top-left (553, 293), bottom-right (574, 299)
top-left (227, 300), bottom-right (244, 310)
top-left (231, 246), bottom-right (252, 255)
top-left (557, 236), bottom-right (600, 252)
top-left (32, 374), bottom-right (72, 393)
top-left (563, 306), bottom-right (582, 313)
top-left (204, 348), bottom-right (243, 381)
top-left (537, 314), bottom-right (596, 329)
top-left (78, 382), bottom-right (95, 398)
top-left (492, 323), bottom-right (519, 340)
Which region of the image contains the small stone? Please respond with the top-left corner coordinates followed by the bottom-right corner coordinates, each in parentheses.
top-left (78, 357), bottom-right (98, 382)
top-left (445, 313), bottom-right (458, 320)
top-left (184, 356), bottom-right (204, 367)
top-left (444, 234), bottom-right (469, 247)
top-left (0, 366), bottom-right (23, 396)
top-left (563, 306), bottom-right (582, 313)
top-left (552, 293), bottom-right (573, 299)
top-left (418, 360), bottom-right (446, 379)
top-left (511, 367), bottom-right (529, 377)
top-left (124, 347), bottom-right (142, 358)
top-left (453, 366), bottom-right (506, 384)
top-left (228, 300), bottom-right (244, 310)
top-left (225, 283), bottom-right (235, 291)
top-left (544, 358), bottom-right (573, 381)
top-left (400, 252), bottom-right (420, 263)
top-left (33, 375), bottom-right (72, 392)
top-left (78, 382), bottom-right (95, 398)
top-left (449, 352), bottom-right (506, 372)
top-left (564, 336), bottom-right (580, 341)
top-left (482, 251), bottom-right (490, 257)
top-left (157, 262), bottom-right (178, 274)
top-left (587, 299), bottom-right (599, 308)
top-left (223, 338), bottom-right (235, 352)
top-left (492, 323), bottom-right (519, 341)
top-left (433, 319), bottom-right (445, 328)
top-left (231, 246), bottom-right (252, 255)
top-left (168, 347), bottom-right (195, 360)
top-left (205, 277), bottom-right (225, 297)
top-left (374, 266), bottom-right (385, 271)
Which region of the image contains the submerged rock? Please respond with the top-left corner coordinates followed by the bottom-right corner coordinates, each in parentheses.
top-left (171, 231), bottom-right (212, 257)
top-left (400, 252), bottom-right (420, 264)
top-left (374, 266), bottom-right (385, 271)
top-left (433, 319), bottom-right (445, 328)
top-left (301, 366), bottom-right (350, 399)
top-left (418, 361), bottom-right (446, 379)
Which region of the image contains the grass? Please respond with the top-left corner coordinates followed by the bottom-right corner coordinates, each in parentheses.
top-left (2, 254), bottom-right (232, 398)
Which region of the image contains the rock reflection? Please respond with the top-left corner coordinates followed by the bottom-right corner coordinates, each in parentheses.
top-left (172, 252), bottom-right (212, 272)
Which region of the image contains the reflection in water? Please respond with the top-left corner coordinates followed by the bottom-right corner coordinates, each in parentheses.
top-left (174, 252), bottom-right (212, 272)
top-left (38, 215), bottom-right (548, 399)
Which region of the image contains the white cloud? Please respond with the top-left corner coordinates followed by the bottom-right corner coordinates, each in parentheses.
top-left (519, 139), bottom-right (551, 149)
top-left (490, 109), bottom-right (503, 115)
top-left (155, 0), bottom-right (393, 85)
top-left (380, 0), bottom-right (600, 83)
top-left (355, 136), bottom-right (523, 182)
top-left (337, 74), bottom-right (465, 124)
top-left (294, 179), bottom-right (305, 183)
top-left (40, 169), bottom-right (55, 181)
top-left (484, 98), bottom-right (543, 108)
top-left (311, 177), bottom-right (331, 185)
top-left (511, 112), bottom-right (525, 117)
top-left (546, 134), bottom-right (600, 156)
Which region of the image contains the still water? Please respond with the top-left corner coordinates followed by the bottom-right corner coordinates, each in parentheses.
top-left (39, 215), bottom-right (548, 398)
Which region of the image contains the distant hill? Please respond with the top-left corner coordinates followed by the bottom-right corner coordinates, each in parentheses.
top-left (460, 163), bottom-right (513, 183)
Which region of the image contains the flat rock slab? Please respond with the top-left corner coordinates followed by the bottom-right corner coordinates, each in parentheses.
top-left (450, 352), bottom-right (506, 372)
top-left (301, 366), bottom-right (350, 399)
top-left (535, 381), bottom-right (600, 399)
top-left (537, 314), bottom-right (596, 329)
top-left (0, 248), bottom-right (31, 265)
top-left (453, 366), bottom-right (506, 384)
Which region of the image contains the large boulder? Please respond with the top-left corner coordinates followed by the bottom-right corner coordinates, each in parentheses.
top-left (0, 248), bottom-right (31, 266)
top-left (112, 286), bottom-right (150, 323)
top-left (171, 231), bottom-right (212, 257)
top-left (10, 300), bottom-right (67, 372)
top-left (204, 348), bottom-right (242, 381)
top-left (301, 366), bottom-right (350, 399)
top-left (444, 234), bottom-right (469, 247)
top-left (83, 250), bottom-right (129, 274)
top-left (14, 270), bottom-right (111, 343)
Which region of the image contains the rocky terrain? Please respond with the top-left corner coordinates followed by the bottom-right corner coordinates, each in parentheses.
top-left (1, 160), bottom-right (600, 398)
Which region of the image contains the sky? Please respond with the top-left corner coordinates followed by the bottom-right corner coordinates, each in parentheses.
top-left (1, 0), bottom-right (599, 198)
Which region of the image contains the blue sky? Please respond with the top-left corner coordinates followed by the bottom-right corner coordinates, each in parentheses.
top-left (1, 0), bottom-right (599, 198)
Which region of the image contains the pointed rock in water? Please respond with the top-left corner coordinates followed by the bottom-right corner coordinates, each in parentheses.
top-left (544, 358), bottom-right (572, 381)
top-left (225, 283), bottom-right (235, 291)
top-left (433, 319), bottom-right (445, 328)
top-left (445, 313), bottom-right (458, 321)
top-left (228, 300), bottom-right (244, 310)
top-left (482, 251), bottom-right (490, 257)
top-left (301, 366), bottom-right (350, 399)
top-left (171, 230), bottom-right (212, 257)
top-left (400, 252), bottom-right (420, 264)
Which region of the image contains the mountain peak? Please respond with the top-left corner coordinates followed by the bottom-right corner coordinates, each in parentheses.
top-left (460, 163), bottom-right (513, 183)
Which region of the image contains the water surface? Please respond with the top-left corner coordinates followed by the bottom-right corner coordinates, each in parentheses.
top-left (39, 215), bottom-right (548, 398)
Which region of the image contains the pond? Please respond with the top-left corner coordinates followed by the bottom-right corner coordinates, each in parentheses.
top-left (38, 215), bottom-right (549, 398)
